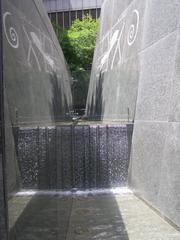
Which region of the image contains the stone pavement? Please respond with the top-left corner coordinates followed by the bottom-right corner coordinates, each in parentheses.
top-left (8, 191), bottom-right (180, 240)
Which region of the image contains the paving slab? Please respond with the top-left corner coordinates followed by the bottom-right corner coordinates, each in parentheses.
top-left (8, 195), bottom-right (73, 240)
top-left (8, 192), bottom-right (180, 240)
top-left (67, 193), bottom-right (180, 240)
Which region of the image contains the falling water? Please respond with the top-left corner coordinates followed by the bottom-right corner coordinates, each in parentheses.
top-left (17, 124), bottom-right (133, 190)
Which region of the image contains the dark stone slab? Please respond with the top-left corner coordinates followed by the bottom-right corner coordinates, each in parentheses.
top-left (108, 125), bottom-right (129, 187)
top-left (73, 126), bottom-right (86, 188)
top-left (0, 0), bottom-right (8, 237)
top-left (38, 128), bottom-right (49, 189)
top-left (18, 128), bottom-right (39, 189)
top-left (88, 125), bottom-right (97, 188)
top-left (83, 125), bottom-right (90, 188)
top-left (2, 0), bottom-right (72, 125)
top-left (60, 126), bottom-right (73, 189)
top-left (98, 125), bottom-right (109, 187)
top-left (17, 124), bottom-right (133, 190)
top-left (47, 127), bottom-right (57, 189)
top-left (0, 154), bottom-right (8, 240)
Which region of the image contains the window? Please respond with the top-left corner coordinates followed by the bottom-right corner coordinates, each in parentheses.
top-left (70, 11), bottom-right (76, 25)
top-left (58, 12), bottom-right (63, 28)
top-left (64, 11), bottom-right (70, 28)
top-left (77, 10), bottom-right (82, 20)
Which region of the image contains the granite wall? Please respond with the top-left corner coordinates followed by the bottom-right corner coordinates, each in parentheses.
top-left (0, 0), bottom-right (8, 238)
top-left (87, 0), bottom-right (180, 228)
top-left (129, 0), bottom-right (180, 229)
top-left (0, 155), bottom-right (7, 240)
top-left (86, 0), bottom-right (144, 120)
top-left (3, 0), bottom-right (72, 125)
top-left (2, 0), bottom-right (73, 196)
top-left (1, 0), bottom-right (73, 238)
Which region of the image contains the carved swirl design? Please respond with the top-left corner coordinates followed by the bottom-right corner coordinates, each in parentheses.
top-left (127, 9), bottom-right (139, 46)
top-left (3, 12), bottom-right (19, 49)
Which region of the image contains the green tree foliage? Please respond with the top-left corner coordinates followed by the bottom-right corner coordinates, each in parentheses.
top-left (54, 15), bottom-right (99, 72)
top-left (53, 16), bottom-right (99, 110)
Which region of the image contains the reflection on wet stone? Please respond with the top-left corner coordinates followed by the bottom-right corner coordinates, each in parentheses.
top-left (9, 195), bottom-right (73, 240)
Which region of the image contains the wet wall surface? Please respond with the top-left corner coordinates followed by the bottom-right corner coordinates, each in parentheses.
top-left (87, 0), bottom-right (180, 229)
top-left (1, 0), bottom-right (72, 195)
top-left (86, 0), bottom-right (142, 120)
top-left (3, 0), bottom-right (72, 125)
top-left (0, 1), bottom-right (8, 239)
top-left (17, 124), bottom-right (133, 190)
top-left (0, 136), bottom-right (7, 239)
top-left (0, 0), bottom-right (73, 238)
top-left (0, 159), bottom-right (7, 240)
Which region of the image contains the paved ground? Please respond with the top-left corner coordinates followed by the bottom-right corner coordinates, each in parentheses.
top-left (8, 191), bottom-right (180, 240)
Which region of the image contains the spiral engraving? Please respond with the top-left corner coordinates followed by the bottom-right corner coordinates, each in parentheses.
top-left (3, 12), bottom-right (19, 49)
top-left (127, 9), bottom-right (139, 46)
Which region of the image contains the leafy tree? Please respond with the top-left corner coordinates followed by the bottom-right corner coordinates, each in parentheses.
top-left (54, 16), bottom-right (99, 72)
top-left (53, 16), bottom-right (99, 110)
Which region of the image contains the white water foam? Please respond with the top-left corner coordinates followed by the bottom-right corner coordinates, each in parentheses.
top-left (14, 187), bottom-right (132, 197)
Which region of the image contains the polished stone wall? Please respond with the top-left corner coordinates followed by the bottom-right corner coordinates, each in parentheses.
top-left (2, 0), bottom-right (73, 196)
top-left (86, 0), bottom-right (143, 120)
top-left (0, 0), bottom-right (8, 238)
top-left (3, 0), bottom-right (72, 125)
top-left (87, 0), bottom-right (180, 228)
top-left (17, 124), bottom-right (133, 190)
top-left (1, 0), bottom-right (73, 238)
top-left (129, 0), bottom-right (180, 228)
top-left (0, 155), bottom-right (7, 240)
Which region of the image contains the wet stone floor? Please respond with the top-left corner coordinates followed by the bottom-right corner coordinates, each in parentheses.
top-left (8, 191), bottom-right (180, 240)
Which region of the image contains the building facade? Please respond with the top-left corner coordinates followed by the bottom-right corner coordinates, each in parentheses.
top-left (42, 0), bottom-right (104, 28)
